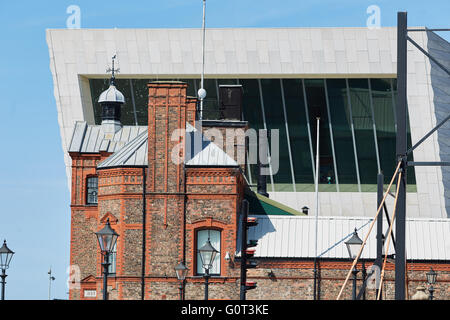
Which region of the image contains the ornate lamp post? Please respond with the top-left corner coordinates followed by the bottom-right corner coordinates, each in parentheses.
top-left (426, 267), bottom-right (437, 300)
top-left (0, 240), bottom-right (14, 300)
top-left (198, 238), bottom-right (218, 300)
top-left (95, 219), bottom-right (119, 300)
top-left (345, 228), bottom-right (363, 300)
top-left (174, 261), bottom-right (188, 300)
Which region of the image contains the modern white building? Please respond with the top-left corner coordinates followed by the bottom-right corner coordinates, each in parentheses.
top-left (46, 27), bottom-right (450, 219)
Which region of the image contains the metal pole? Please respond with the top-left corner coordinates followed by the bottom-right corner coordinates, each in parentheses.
top-left (141, 167), bottom-right (146, 300)
top-left (313, 117), bottom-right (320, 300)
top-left (1, 269), bottom-right (6, 300)
top-left (204, 268), bottom-right (209, 300)
top-left (179, 282), bottom-right (183, 301)
top-left (395, 11), bottom-right (408, 300)
top-left (429, 285), bottom-right (434, 300)
top-left (362, 261), bottom-right (366, 300)
top-left (102, 252), bottom-right (110, 300)
top-left (48, 268), bottom-right (55, 300)
top-left (199, 0), bottom-right (206, 120)
top-left (375, 173), bottom-right (384, 300)
top-left (240, 200), bottom-right (249, 300)
top-left (352, 267), bottom-right (359, 300)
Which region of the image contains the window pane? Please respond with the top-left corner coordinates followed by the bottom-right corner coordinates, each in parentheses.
top-left (391, 79), bottom-right (417, 188)
top-left (260, 79), bottom-right (294, 191)
top-left (86, 177), bottom-right (98, 204)
top-left (348, 79), bottom-right (378, 190)
top-left (108, 243), bottom-right (117, 275)
top-left (305, 79), bottom-right (337, 191)
top-left (240, 79), bottom-right (265, 186)
top-left (131, 79), bottom-right (152, 125)
top-left (200, 79), bottom-right (220, 120)
top-left (327, 79), bottom-right (358, 191)
top-left (371, 79), bottom-right (396, 184)
top-left (282, 79), bottom-right (314, 191)
top-left (196, 230), bottom-right (221, 275)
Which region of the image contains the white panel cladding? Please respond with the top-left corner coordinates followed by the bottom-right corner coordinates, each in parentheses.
top-left (47, 27), bottom-right (448, 218)
top-left (268, 191), bottom-right (422, 219)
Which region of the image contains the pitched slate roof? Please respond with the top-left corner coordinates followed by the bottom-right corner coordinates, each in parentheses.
top-left (70, 121), bottom-right (239, 169)
top-left (68, 121), bottom-right (147, 154)
top-left (184, 123), bottom-right (238, 167)
top-left (97, 130), bottom-right (148, 168)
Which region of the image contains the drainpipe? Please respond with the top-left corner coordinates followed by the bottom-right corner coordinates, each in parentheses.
top-left (141, 167), bottom-right (147, 300)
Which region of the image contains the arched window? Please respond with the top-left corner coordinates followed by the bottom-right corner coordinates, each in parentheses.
top-left (196, 229), bottom-right (221, 275)
top-left (108, 242), bottom-right (117, 276)
top-left (86, 176), bottom-right (98, 205)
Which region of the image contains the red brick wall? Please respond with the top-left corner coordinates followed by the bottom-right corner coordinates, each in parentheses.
top-left (69, 154), bottom-right (105, 300)
top-left (145, 82), bottom-right (188, 299)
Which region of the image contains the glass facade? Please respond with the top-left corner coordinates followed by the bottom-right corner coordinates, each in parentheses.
top-left (89, 77), bottom-right (416, 192)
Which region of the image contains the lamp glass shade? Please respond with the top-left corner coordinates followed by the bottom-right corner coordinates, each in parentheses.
top-left (345, 229), bottom-right (363, 259)
top-left (198, 239), bottom-right (218, 270)
top-left (426, 267), bottom-right (437, 285)
top-left (0, 240), bottom-right (14, 270)
top-left (175, 262), bottom-right (188, 281)
top-left (95, 219), bottom-right (119, 253)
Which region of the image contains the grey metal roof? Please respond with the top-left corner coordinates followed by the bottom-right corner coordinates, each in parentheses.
top-left (241, 215), bottom-right (450, 261)
top-left (98, 84), bottom-right (125, 103)
top-left (70, 121), bottom-right (239, 169)
top-left (97, 130), bottom-right (148, 168)
top-left (68, 121), bottom-right (147, 154)
top-left (185, 123), bottom-right (238, 167)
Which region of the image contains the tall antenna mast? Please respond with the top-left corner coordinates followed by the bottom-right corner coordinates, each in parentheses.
top-left (48, 267), bottom-right (55, 300)
top-left (198, 0), bottom-right (207, 120)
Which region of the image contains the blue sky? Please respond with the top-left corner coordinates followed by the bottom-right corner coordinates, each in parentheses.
top-left (0, 0), bottom-right (449, 300)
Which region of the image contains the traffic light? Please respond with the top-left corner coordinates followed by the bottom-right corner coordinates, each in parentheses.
top-left (240, 199), bottom-right (259, 300)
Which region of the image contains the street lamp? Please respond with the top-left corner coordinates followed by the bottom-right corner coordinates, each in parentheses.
top-left (198, 238), bottom-right (218, 300)
top-left (174, 261), bottom-right (188, 300)
top-left (95, 219), bottom-right (119, 300)
top-left (0, 240), bottom-right (14, 300)
top-left (426, 267), bottom-right (437, 300)
top-left (345, 228), bottom-right (363, 300)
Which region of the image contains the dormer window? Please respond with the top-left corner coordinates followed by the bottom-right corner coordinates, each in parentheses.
top-left (86, 176), bottom-right (98, 205)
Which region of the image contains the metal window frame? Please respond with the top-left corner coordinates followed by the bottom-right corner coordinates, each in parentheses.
top-left (257, 79), bottom-right (275, 193)
top-left (390, 78), bottom-right (398, 131)
top-left (323, 79), bottom-right (340, 192)
top-left (236, 78), bottom-right (254, 187)
top-left (279, 79), bottom-right (297, 192)
top-left (345, 79), bottom-right (362, 192)
top-left (368, 79), bottom-right (382, 174)
top-left (302, 79), bottom-right (318, 182)
top-left (129, 79), bottom-right (138, 126)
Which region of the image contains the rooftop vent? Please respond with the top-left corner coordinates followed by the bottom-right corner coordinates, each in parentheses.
top-left (218, 85), bottom-right (243, 121)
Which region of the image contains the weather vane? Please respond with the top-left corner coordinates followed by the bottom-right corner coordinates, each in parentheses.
top-left (106, 55), bottom-right (120, 86)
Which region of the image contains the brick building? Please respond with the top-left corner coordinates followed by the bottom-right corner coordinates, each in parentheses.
top-left (67, 77), bottom-right (449, 300)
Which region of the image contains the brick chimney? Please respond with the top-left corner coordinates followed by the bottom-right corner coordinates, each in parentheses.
top-left (146, 81), bottom-right (195, 277)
